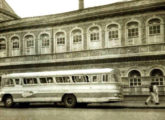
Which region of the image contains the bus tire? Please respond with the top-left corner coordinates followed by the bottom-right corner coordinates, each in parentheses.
top-left (4, 96), bottom-right (14, 108)
top-left (63, 94), bottom-right (77, 108)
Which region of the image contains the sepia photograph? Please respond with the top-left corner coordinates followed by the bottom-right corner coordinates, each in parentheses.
top-left (0, 0), bottom-right (165, 120)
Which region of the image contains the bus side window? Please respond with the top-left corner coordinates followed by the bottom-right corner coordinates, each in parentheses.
top-left (24, 78), bottom-right (38, 85)
top-left (47, 77), bottom-right (53, 83)
top-left (72, 76), bottom-right (89, 83)
top-left (15, 79), bottom-right (20, 85)
top-left (56, 77), bottom-right (70, 83)
top-left (4, 79), bottom-right (14, 86)
top-left (102, 74), bottom-right (109, 82)
top-left (33, 78), bottom-right (37, 84)
top-left (92, 76), bottom-right (97, 82)
top-left (56, 77), bottom-right (62, 83)
top-left (40, 78), bottom-right (47, 84)
top-left (83, 76), bottom-right (89, 82)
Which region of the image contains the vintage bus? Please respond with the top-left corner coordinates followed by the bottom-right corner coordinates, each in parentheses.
top-left (0, 68), bottom-right (123, 108)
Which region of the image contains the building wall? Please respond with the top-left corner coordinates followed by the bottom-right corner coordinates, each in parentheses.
top-left (0, 11), bottom-right (165, 57)
top-left (0, 58), bottom-right (165, 96)
top-left (0, 3), bottom-right (165, 97)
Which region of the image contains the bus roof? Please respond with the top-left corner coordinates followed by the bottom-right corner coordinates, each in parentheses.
top-left (2, 68), bottom-right (117, 78)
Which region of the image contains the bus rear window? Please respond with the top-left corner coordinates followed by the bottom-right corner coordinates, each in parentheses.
top-left (56, 77), bottom-right (70, 83)
top-left (72, 76), bottom-right (89, 83)
top-left (24, 78), bottom-right (38, 85)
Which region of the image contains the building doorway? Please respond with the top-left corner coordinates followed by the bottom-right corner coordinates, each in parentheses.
top-left (150, 69), bottom-right (164, 86)
top-left (128, 70), bottom-right (141, 87)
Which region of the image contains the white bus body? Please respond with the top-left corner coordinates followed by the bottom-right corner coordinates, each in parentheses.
top-left (0, 68), bottom-right (123, 108)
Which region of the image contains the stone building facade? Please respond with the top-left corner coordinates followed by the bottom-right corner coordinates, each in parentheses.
top-left (0, 0), bottom-right (165, 100)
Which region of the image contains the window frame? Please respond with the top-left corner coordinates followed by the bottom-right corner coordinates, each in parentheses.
top-left (57, 37), bottom-right (65, 45)
top-left (108, 30), bottom-right (119, 40)
top-left (11, 36), bottom-right (20, 50)
top-left (149, 25), bottom-right (160, 36)
top-left (73, 35), bottom-right (82, 44)
top-left (129, 77), bottom-right (142, 87)
top-left (55, 76), bottom-right (71, 84)
top-left (71, 29), bottom-right (82, 44)
top-left (72, 75), bottom-right (89, 83)
top-left (90, 32), bottom-right (100, 41)
top-left (40, 33), bottom-right (50, 48)
top-left (102, 74), bottom-right (109, 83)
top-left (0, 38), bottom-right (6, 50)
top-left (39, 77), bottom-right (54, 84)
top-left (23, 78), bottom-right (38, 85)
top-left (128, 28), bottom-right (139, 38)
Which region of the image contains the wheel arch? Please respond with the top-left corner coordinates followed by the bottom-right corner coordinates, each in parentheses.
top-left (2, 94), bottom-right (13, 102)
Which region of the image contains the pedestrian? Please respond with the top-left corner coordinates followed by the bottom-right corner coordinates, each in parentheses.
top-left (153, 82), bottom-right (159, 105)
top-left (145, 82), bottom-right (159, 105)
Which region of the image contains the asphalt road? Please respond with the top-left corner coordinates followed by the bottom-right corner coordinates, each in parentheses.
top-left (0, 104), bottom-right (164, 120)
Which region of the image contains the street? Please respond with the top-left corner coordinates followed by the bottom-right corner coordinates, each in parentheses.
top-left (0, 104), bottom-right (165, 120)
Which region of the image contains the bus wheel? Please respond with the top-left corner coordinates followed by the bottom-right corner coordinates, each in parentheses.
top-left (4, 96), bottom-right (14, 108)
top-left (63, 94), bottom-right (77, 108)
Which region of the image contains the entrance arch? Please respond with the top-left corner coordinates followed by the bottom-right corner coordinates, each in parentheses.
top-left (128, 70), bottom-right (141, 87)
top-left (150, 69), bottom-right (164, 86)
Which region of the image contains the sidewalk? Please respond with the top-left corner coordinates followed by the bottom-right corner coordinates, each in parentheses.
top-left (89, 101), bottom-right (165, 108)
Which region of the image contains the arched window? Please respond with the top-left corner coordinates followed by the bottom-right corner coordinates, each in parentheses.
top-left (148, 18), bottom-right (161, 36)
top-left (88, 25), bottom-right (102, 49)
top-left (40, 33), bottom-right (50, 47)
top-left (146, 17), bottom-right (164, 43)
top-left (25, 35), bottom-right (34, 48)
top-left (89, 26), bottom-right (100, 41)
top-left (128, 70), bottom-right (141, 87)
top-left (55, 31), bottom-right (66, 53)
top-left (38, 32), bottom-right (51, 54)
top-left (70, 28), bottom-right (83, 51)
top-left (126, 21), bottom-right (140, 45)
top-left (106, 23), bottom-right (121, 47)
top-left (0, 37), bottom-right (7, 57)
top-left (150, 69), bottom-right (164, 86)
top-left (56, 32), bottom-right (65, 45)
top-left (11, 36), bottom-right (19, 49)
top-left (0, 38), bottom-right (6, 50)
top-left (24, 34), bottom-right (35, 55)
top-left (71, 29), bottom-right (82, 44)
top-left (107, 24), bottom-right (119, 40)
top-left (127, 22), bottom-right (139, 38)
